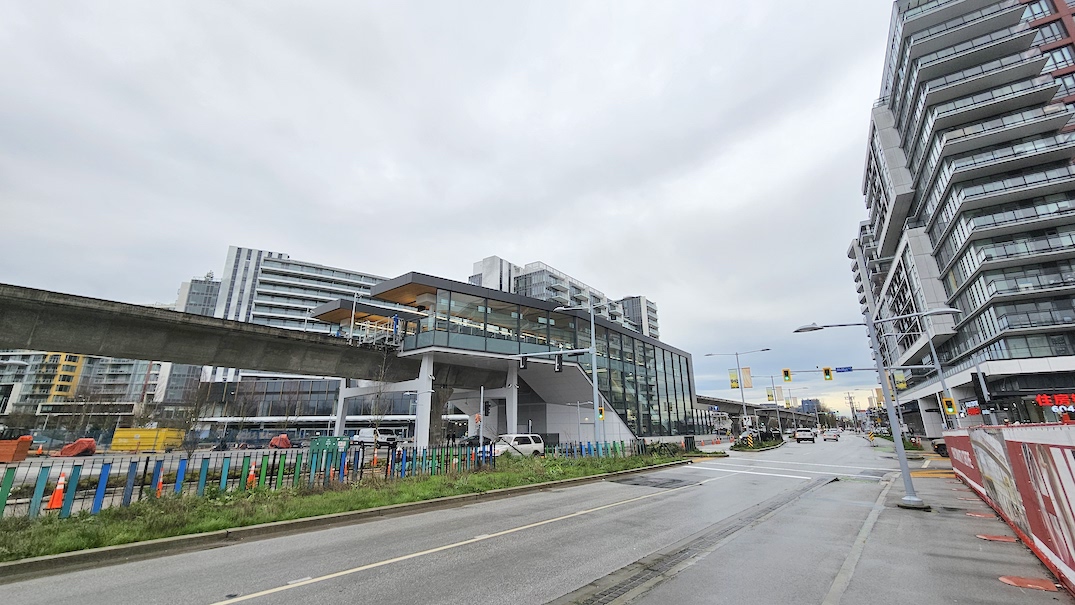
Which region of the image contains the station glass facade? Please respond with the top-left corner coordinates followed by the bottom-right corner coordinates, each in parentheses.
top-left (396, 287), bottom-right (697, 437)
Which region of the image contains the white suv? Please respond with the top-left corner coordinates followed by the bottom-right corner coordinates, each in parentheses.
top-left (493, 434), bottom-right (545, 457)
top-left (794, 428), bottom-right (815, 443)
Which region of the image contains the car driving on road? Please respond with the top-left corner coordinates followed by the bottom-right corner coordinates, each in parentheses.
top-left (822, 429), bottom-right (840, 441)
top-left (794, 428), bottom-right (815, 443)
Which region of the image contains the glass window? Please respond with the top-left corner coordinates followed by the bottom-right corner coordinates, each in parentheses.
top-left (548, 311), bottom-right (576, 351)
top-left (447, 291), bottom-right (486, 351)
top-left (513, 436), bottom-right (532, 445)
top-left (519, 307), bottom-right (550, 353)
top-left (486, 300), bottom-right (520, 355)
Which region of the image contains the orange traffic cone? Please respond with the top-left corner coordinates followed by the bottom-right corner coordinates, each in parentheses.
top-left (46, 473), bottom-right (66, 510)
top-left (372, 450), bottom-right (378, 468)
top-left (247, 461), bottom-right (257, 488)
top-left (35, 445), bottom-right (43, 456)
top-left (156, 476), bottom-right (164, 498)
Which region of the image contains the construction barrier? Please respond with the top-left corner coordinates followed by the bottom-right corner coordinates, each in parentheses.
top-left (944, 424), bottom-right (1075, 595)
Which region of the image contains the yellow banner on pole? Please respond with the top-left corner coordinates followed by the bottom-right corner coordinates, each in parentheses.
top-left (894, 370), bottom-right (907, 390)
top-left (729, 369), bottom-right (739, 389)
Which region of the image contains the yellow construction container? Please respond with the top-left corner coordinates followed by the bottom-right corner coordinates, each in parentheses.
top-left (111, 428), bottom-right (185, 452)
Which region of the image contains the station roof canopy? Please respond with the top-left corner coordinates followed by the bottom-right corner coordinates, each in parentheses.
top-left (309, 298), bottom-right (425, 325)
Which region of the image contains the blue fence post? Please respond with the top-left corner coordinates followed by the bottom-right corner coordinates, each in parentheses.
top-left (59, 464), bottom-right (83, 519)
top-left (122, 460), bottom-right (138, 507)
top-left (91, 462), bottom-right (111, 514)
top-left (219, 456), bottom-right (232, 491)
top-left (28, 466), bottom-right (51, 519)
top-left (309, 452), bottom-right (319, 487)
top-left (337, 450), bottom-right (346, 482)
top-left (150, 460), bottom-right (164, 497)
top-left (174, 458), bottom-right (188, 495)
top-left (197, 458), bottom-right (210, 497)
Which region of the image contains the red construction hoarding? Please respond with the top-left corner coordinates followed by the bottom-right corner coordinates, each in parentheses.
top-left (944, 424), bottom-right (1075, 595)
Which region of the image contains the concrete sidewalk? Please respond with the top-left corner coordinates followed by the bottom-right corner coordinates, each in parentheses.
top-left (838, 472), bottom-right (1071, 604)
top-left (631, 457), bottom-right (1071, 604)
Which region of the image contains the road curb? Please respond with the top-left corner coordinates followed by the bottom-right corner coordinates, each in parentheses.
top-left (0, 459), bottom-right (691, 584)
top-left (729, 441), bottom-right (786, 453)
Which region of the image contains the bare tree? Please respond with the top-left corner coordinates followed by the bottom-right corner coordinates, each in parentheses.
top-left (179, 382), bottom-right (216, 459)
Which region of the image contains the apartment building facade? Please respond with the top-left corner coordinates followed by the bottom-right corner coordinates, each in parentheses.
top-left (853, 0), bottom-right (1075, 436)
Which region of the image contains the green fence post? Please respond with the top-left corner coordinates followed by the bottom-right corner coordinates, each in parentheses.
top-left (239, 456), bottom-right (251, 491)
top-left (0, 467), bottom-right (17, 518)
top-left (276, 452), bottom-right (286, 490)
top-left (258, 454), bottom-right (269, 488)
top-left (293, 452), bottom-right (303, 488)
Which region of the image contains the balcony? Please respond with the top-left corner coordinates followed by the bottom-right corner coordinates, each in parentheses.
top-left (547, 291), bottom-right (569, 305)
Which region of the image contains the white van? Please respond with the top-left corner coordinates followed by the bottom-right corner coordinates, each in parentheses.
top-left (492, 434), bottom-right (545, 457)
top-left (352, 428), bottom-right (397, 447)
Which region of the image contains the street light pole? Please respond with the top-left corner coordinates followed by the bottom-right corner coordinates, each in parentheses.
top-left (554, 300), bottom-right (604, 445)
top-left (589, 298), bottom-right (601, 444)
top-left (704, 349), bottom-right (769, 433)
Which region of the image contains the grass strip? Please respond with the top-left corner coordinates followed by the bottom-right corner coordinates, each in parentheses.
top-left (0, 454), bottom-right (681, 562)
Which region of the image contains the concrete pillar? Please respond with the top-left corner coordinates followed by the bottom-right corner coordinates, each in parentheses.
top-left (333, 378), bottom-right (347, 437)
top-left (414, 353), bottom-right (434, 450)
top-left (506, 363), bottom-right (518, 433)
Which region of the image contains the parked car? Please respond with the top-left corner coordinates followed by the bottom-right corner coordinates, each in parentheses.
top-left (822, 429), bottom-right (840, 442)
top-left (931, 438), bottom-right (949, 457)
top-left (352, 428), bottom-right (397, 448)
top-left (794, 428), bottom-right (815, 443)
top-left (492, 434), bottom-right (545, 457)
top-left (459, 435), bottom-right (494, 447)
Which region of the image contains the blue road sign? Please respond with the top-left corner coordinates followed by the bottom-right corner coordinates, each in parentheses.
top-left (835, 367), bottom-right (853, 373)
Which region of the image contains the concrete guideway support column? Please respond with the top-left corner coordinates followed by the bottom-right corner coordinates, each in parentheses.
top-left (506, 363), bottom-right (518, 433)
top-left (414, 353), bottom-right (434, 450)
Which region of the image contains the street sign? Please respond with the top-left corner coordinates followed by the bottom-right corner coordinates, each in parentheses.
top-left (835, 367), bottom-right (852, 373)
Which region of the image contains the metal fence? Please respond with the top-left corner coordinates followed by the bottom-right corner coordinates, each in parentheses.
top-left (0, 439), bottom-right (649, 520)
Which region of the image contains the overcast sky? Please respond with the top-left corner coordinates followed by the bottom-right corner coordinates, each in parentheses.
top-left (1, 1), bottom-right (897, 414)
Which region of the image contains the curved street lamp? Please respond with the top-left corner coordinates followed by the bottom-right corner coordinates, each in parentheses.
top-left (794, 306), bottom-right (961, 509)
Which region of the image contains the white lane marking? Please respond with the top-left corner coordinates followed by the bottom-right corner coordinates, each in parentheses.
top-left (687, 466), bottom-right (811, 480)
top-left (286, 578), bottom-right (312, 585)
top-left (922, 460), bottom-right (931, 469)
top-left (211, 473), bottom-right (729, 604)
top-left (736, 459), bottom-right (896, 472)
top-left (697, 462), bottom-right (876, 478)
top-left (474, 534), bottom-right (491, 539)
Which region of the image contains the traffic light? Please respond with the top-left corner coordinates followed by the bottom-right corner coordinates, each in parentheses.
top-left (598, 406), bottom-right (605, 420)
top-left (823, 367), bottom-right (833, 381)
top-left (483, 401), bottom-right (491, 416)
top-left (554, 354), bottom-right (563, 372)
top-left (942, 397), bottom-right (956, 415)
top-left (519, 356), bottom-right (527, 370)
top-left (782, 368), bottom-right (792, 382)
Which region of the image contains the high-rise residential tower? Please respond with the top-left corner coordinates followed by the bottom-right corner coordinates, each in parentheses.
top-left (853, 0), bottom-right (1075, 436)
top-left (468, 255), bottom-right (659, 338)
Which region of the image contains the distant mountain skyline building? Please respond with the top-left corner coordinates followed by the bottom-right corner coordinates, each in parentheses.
top-left (852, 0), bottom-right (1075, 436)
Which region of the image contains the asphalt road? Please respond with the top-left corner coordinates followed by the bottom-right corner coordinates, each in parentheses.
top-left (3, 436), bottom-right (911, 604)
